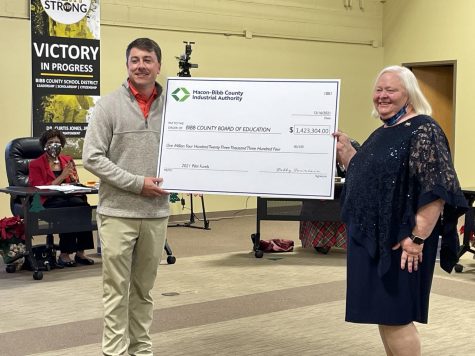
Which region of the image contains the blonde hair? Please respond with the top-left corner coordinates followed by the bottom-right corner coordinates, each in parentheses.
top-left (371, 65), bottom-right (432, 118)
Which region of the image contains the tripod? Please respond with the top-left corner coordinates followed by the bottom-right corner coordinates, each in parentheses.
top-left (169, 42), bottom-right (210, 230)
top-left (176, 41), bottom-right (198, 77)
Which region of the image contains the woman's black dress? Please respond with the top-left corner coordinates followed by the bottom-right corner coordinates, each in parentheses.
top-left (341, 115), bottom-right (467, 325)
top-left (44, 171), bottom-right (94, 254)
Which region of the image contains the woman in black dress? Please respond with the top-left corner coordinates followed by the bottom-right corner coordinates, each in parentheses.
top-left (334, 66), bottom-right (467, 355)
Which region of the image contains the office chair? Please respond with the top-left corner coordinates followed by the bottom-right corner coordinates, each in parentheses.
top-left (5, 137), bottom-right (43, 214)
top-left (4, 137), bottom-right (59, 272)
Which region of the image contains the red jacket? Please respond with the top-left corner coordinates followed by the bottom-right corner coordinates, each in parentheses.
top-left (29, 153), bottom-right (77, 186)
top-left (29, 153), bottom-right (78, 203)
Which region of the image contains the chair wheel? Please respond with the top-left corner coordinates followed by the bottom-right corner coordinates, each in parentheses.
top-left (44, 262), bottom-right (52, 271)
top-left (6, 264), bottom-right (16, 273)
top-left (454, 264), bottom-right (463, 273)
top-left (33, 271), bottom-right (43, 280)
top-left (167, 255), bottom-right (176, 264)
top-left (255, 250), bottom-right (264, 258)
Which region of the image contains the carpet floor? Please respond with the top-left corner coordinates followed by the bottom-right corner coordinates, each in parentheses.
top-left (0, 213), bottom-right (474, 356)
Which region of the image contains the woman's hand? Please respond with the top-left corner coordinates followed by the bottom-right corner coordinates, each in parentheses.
top-left (61, 161), bottom-right (78, 182)
top-left (332, 131), bottom-right (357, 169)
top-left (51, 161), bottom-right (77, 185)
top-left (392, 238), bottom-right (424, 273)
top-left (393, 200), bottom-right (443, 273)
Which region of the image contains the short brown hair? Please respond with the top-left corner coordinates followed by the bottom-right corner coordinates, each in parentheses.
top-left (126, 38), bottom-right (162, 63)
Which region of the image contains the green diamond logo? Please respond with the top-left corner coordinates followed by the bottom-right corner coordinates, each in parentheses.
top-left (171, 87), bottom-right (190, 102)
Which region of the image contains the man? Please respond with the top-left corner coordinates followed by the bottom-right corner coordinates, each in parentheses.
top-left (83, 38), bottom-right (169, 356)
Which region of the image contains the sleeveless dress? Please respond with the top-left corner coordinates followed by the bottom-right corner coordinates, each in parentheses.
top-left (341, 115), bottom-right (467, 325)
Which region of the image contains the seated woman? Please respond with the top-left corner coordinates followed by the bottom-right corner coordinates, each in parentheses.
top-left (299, 138), bottom-right (360, 254)
top-left (28, 129), bottom-right (95, 267)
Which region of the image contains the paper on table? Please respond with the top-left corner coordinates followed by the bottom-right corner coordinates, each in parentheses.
top-left (35, 185), bottom-right (92, 193)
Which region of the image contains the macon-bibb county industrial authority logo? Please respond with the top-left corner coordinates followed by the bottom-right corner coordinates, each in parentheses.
top-left (171, 87), bottom-right (191, 102)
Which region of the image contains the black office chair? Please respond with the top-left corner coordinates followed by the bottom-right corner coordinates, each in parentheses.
top-left (5, 138), bottom-right (42, 212)
top-left (4, 137), bottom-right (60, 273)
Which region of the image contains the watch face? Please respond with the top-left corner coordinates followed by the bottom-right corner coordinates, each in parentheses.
top-left (411, 235), bottom-right (424, 245)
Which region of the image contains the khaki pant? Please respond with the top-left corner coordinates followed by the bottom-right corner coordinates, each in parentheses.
top-left (98, 214), bottom-right (168, 356)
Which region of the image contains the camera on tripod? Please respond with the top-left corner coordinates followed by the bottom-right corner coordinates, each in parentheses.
top-left (176, 41), bottom-right (198, 77)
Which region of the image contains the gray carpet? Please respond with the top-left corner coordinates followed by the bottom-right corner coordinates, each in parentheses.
top-left (0, 214), bottom-right (474, 355)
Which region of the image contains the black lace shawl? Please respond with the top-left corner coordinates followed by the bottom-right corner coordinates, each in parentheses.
top-left (341, 115), bottom-right (468, 276)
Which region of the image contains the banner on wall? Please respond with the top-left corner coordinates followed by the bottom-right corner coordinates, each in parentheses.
top-left (30, 0), bottom-right (100, 158)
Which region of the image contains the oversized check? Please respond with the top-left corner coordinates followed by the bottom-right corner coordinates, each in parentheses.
top-left (157, 78), bottom-right (340, 199)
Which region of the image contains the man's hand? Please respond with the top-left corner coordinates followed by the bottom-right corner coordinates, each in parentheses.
top-left (141, 177), bottom-right (169, 197)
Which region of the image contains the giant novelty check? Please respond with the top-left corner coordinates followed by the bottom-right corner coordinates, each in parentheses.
top-left (157, 78), bottom-right (340, 199)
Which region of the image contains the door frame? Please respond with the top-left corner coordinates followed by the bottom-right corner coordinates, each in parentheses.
top-left (402, 60), bottom-right (457, 155)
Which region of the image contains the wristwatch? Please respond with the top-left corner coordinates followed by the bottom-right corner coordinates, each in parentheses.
top-left (409, 233), bottom-right (425, 245)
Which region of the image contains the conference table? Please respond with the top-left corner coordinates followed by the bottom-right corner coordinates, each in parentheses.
top-left (0, 186), bottom-right (98, 280)
top-left (251, 182), bottom-right (344, 257)
top-left (251, 183), bottom-right (475, 270)
top-left (457, 187), bottom-right (475, 272)
top-left (1, 185), bottom-right (177, 280)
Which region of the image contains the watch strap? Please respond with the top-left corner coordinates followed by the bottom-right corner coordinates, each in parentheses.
top-left (409, 233), bottom-right (425, 245)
